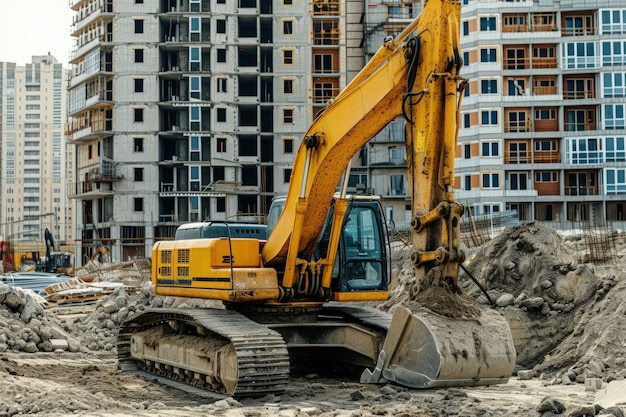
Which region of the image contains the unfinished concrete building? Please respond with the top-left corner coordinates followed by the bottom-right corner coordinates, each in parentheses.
top-left (66, 0), bottom-right (366, 263)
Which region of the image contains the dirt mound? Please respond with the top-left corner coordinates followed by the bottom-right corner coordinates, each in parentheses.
top-left (533, 270), bottom-right (626, 382)
top-left (384, 222), bottom-right (624, 380)
top-left (457, 222), bottom-right (613, 368)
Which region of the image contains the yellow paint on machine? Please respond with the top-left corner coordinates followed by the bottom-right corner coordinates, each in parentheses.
top-left (151, 238), bottom-right (280, 301)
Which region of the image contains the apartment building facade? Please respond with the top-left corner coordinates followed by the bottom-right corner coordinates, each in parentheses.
top-left (456, 0), bottom-right (626, 230)
top-left (0, 55), bottom-right (73, 246)
top-left (66, 0), bottom-right (367, 262)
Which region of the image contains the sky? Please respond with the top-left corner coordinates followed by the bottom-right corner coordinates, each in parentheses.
top-left (0, 0), bottom-right (75, 65)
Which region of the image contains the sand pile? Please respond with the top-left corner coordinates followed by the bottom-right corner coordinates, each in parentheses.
top-left (0, 283), bottom-right (81, 353)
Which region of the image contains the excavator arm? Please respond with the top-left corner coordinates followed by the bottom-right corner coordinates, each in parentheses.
top-left (262, 0), bottom-right (466, 297)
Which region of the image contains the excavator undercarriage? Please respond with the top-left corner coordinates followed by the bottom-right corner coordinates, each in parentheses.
top-left (119, 304), bottom-right (514, 397)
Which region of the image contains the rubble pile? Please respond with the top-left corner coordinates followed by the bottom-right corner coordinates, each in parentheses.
top-left (75, 258), bottom-right (152, 283)
top-left (0, 283), bottom-right (80, 353)
top-left (69, 286), bottom-right (153, 351)
top-left (67, 285), bottom-right (223, 351)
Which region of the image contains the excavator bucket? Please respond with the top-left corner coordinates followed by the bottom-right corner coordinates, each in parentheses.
top-left (361, 306), bottom-right (516, 388)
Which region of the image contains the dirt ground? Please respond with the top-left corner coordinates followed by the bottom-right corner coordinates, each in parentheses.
top-left (1, 222), bottom-right (625, 417)
top-left (0, 349), bottom-right (619, 417)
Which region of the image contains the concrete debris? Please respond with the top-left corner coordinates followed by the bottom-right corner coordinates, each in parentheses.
top-left (0, 283), bottom-right (80, 353)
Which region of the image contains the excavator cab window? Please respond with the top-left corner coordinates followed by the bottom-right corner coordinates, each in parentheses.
top-left (340, 205), bottom-right (386, 291)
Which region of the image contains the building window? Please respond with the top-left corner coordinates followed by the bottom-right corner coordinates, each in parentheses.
top-left (283, 20), bottom-right (293, 35)
top-left (135, 0), bottom-right (144, 3)
top-left (601, 9), bottom-right (626, 35)
top-left (314, 54), bottom-right (333, 73)
top-left (217, 19), bottom-right (226, 33)
top-left (134, 19), bottom-right (144, 34)
top-left (606, 136), bottom-right (626, 162)
top-left (480, 16), bottom-right (496, 31)
top-left (463, 51), bottom-right (470, 65)
top-left (283, 108), bottom-right (294, 124)
top-left (283, 137), bottom-right (294, 153)
top-left (509, 172), bottom-right (528, 190)
top-left (481, 79), bottom-right (497, 94)
top-left (565, 138), bottom-right (601, 164)
top-left (606, 169), bottom-right (626, 194)
top-left (463, 113), bottom-right (470, 128)
top-left (463, 175), bottom-right (471, 191)
top-left (603, 72), bottom-right (626, 98)
top-left (217, 137), bottom-right (227, 152)
top-left (481, 141), bottom-right (499, 157)
top-left (481, 110), bottom-right (498, 126)
top-left (507, 79), bottom-right (526, 96)
top-left (602, 40), bottom-right (626, 66)
top-left (535, 109), bottom-right (556, 121)
top-left (217, 48), bottom-right (226, 62)
top-left (190, 106), bottom-right (201, 131)
top-left (134, 48), bottom-right (144, 63)
top-left (217, 78), bottom-right (227, 93)
top-left (483, 204), bottom-right (501, 214)
top-left (134, 108), bottom-right (144, 122)
top-left (480, 48), bottom-right (497, 63)
top-left (463, 143), bottom-right (471, 159)
top-left (134, 78), bottom-right (144, 93)
top-left (563, 41), bottom-right (597, 69)
top-left (214, 166), bottom-right (225, 181)
top-left (482, 172), bottom-right (500, 189)
top-left (190, 76), bottom-right (201, 99)
top-left (283, 168), bottom-right (292, 183)
top-left (535, 171), bottom-right (558, 182)
top-left (313, 82), bottom-right (334, 103)
top-left (189, 136), bottom-right (201, 161)
top-left (508, 141), bottom-right (528, 164)
top-left (283, 49), bottom-right (294, 65)
top-left (390, 175), bottom-right (404, 195)
top-left (283, 78), bottom-right (293, 94)
top-left (134, 167), bottom-right (144, 181)
top-left (134, 198), bottom-right (144, 212)
top-left (463, 21), bottom-right (469, 36)
top-left (134, 137), bottom-right (144, 152)
top-left (605, 103), bottom-right (626, 130)
top-left (217, 108), bottom-right (226, 122)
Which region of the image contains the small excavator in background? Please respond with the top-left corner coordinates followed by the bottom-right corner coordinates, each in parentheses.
top-left (34, 228), bottom-right (75, 276)
top-left (118, 0), bottom-right (516, 397)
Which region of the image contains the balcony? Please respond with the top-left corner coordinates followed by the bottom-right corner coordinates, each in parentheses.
top-left (565, 186), bottom-right (597, 196)
top-left (534, 150), bottom-right (560, 163)
top-left (91, 159), bottom-right (123, 181)
top-left (503, 56), bottom-right (557, 70)
top-left (67, 181), bottom-right (114, 199)
top-left (66, 116), bottom-right (113, 143)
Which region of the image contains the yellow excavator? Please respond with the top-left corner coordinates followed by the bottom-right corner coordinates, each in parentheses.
top-left (118, 0), bottom-right (516, 397)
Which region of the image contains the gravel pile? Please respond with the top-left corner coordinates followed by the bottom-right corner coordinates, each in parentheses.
top-left (0, 283), bottom-right (80, 353)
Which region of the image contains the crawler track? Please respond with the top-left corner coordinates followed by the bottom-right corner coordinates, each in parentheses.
top-left (118, 308), bottom-right (290, 397)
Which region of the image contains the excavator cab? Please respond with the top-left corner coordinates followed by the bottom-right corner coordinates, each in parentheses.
top-left (313, 198), bottom-right (390, 294)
